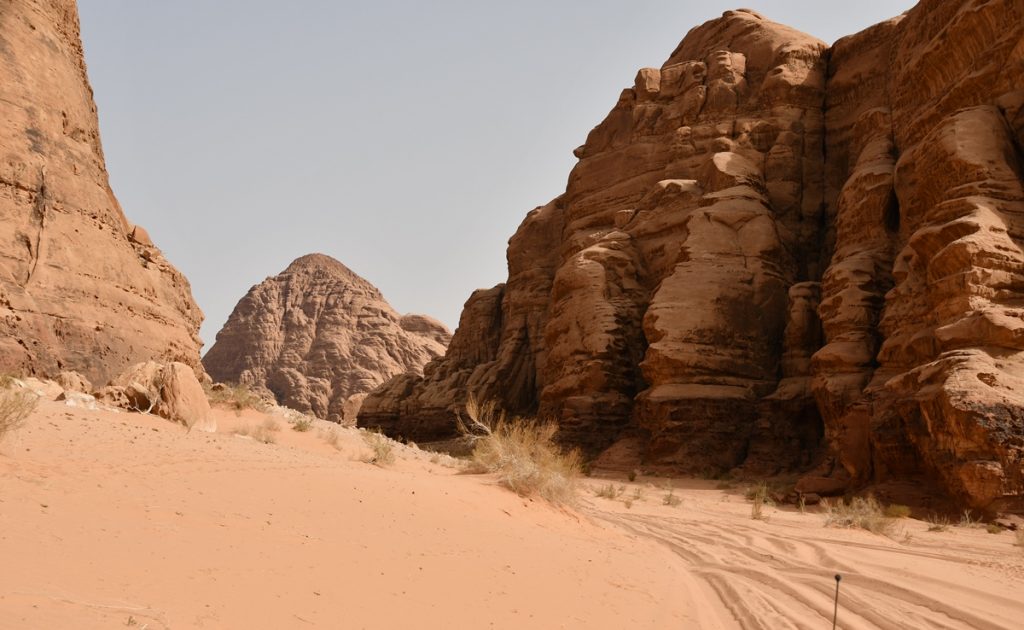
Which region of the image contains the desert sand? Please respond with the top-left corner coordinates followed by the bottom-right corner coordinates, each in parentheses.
top-left (2, 402), bottom-right (1022, 629)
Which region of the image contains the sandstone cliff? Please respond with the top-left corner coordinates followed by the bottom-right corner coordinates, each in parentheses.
top-left (203, 254), bottom-right (451, 423)
top-left (0, 0), bottom-right (204, 385)
top-left (361, 1), bottom-right (1024, 512)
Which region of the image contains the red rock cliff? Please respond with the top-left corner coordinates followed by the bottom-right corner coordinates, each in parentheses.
top-left (0, 0), bottom-right (204, 384)
top-left (361, 1), bottom-right (1024, 512)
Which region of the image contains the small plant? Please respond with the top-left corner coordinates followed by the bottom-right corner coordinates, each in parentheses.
top-left (986, 522), bottom-right (1004, 535)
top-left (1015, 529), bottom-right (1024, 549)
top-left (883, 504), bottom-right (911, 519)
top-left (0, 389), bottom-right (38, 442)
top-left (663, 489), bottom-right (682, 507)
top-left (822, 495), bottom-right (895, 535)
top-left (233, 421), bottom-right (276, 444)
top-left (631, 487), bottom-right (644, 502)
top-left (362, 430), bottom-right (395, 466)
top-left (926, 514), bottom-right (950, 532)
top-left (798, 495), bottom-right (807, 514)
top-left (959, 509), bottom-right (981, 527)
top-left (204, 382), bottom-right (269, 414)
top-left (595, 483), bottom-right (624, 499)
top-left (457, 397), bottom-right (581, 503)
top-left (292, 416), bottom-right (313, 432)
top-left (749, 482), bottom-right (772, 520)
top-left (628, 469), bottom-right (638, 482)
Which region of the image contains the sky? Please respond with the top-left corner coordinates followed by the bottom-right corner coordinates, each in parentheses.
top-left (77, 0), bottom-right (916, 350)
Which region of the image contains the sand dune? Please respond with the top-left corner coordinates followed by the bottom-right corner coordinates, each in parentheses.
top-left (1, 402), bottom-right (1022, 629)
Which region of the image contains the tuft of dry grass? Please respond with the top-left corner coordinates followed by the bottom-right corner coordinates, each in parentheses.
top-left (926, 514), bottom-right (950, 532)
top-left (0, 389), bottom-right (38, 442)
top-left (232, 420), bottom-right (277, 444)
top-left (822, 495), bottom-right (896, 535)
top-left (292, 416), bottom-right (313, 432)
top-left (595, 483), bottom-right (624, 499)
top-left (663, 489), bottom-right (682, 508)
top-left (361, 430), bottom-right (396, 466)
top-left (959, 509), bottom-right (982, 528)
top-left (457, 397), bottom-right (581, 504)
top-left (748, 482), bottom-right (772, 520)
top-left (205, 383), bottom-right (269, 414)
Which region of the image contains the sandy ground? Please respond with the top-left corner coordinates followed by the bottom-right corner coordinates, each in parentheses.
top-left (1, 401), bottom-right (1023, 629)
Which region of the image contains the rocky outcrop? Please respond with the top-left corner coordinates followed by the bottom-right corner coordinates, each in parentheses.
top-left (203, 254), bottom-right (451, 423)
top-left (362, 1), bottom-right (1024, 512)
top-left (0, 0), bottom-right (205, 385)
top-left (97, 360), bottom-right (215, 431)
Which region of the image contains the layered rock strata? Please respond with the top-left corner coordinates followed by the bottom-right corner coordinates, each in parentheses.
top-left (0, 0), bottom-right (205, 385)
top-left (203, 254), bottom-right (451, 423)
top-left (362, 1), bottom-right (1024, 511)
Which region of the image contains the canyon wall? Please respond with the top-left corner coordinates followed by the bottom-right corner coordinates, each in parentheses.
top-left (0, 0), bottom-right (204, 385)
top-left (361, 0), bottom-right (1024, 511)
top-left (203, 254), bottom-right (451, 424)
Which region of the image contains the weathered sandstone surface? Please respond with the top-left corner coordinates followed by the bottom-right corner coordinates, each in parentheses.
top-left (0, 0), bottom-right (205, 385)
top-left (203, 254), bottom-right (451, 423)
top-left (362, 1), bottom-right (1024, 511)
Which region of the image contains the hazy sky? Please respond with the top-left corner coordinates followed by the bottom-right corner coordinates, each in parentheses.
top-left (77, 1), bottom-right (915, 349)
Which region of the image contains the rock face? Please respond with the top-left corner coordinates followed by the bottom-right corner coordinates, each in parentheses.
top-left (0, 0), bottom-right (204, 385)
top-left (361, 1), bottom-right (1024, 512)
top-left (203, 254), bottom-right (451, 423)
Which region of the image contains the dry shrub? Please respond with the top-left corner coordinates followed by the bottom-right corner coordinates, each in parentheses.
top-left (748, 482), bottom-right (771, 520)
top-left (0, 389), bottom-right (38, 441)
top-left (205, 383), bottom-right (269, 414)
top-left (292, 416), bottom-right (313, 432)
top-left (232, 421), bottom-right (276, 444)
top-left (822, 495), bottom-right (896, 535)
top-left (458, 397), bottom-right (581, 504)
top-left (595, 483), bottom-right (624, 499)
top-left (362, 430), bottom-right (395, 466)
top-left (663, 489), bottom-right (682, 508)
top-left (1015, 529), bottom-right (1024, 550)
top-left (926, 514), bottom-right (950, 532)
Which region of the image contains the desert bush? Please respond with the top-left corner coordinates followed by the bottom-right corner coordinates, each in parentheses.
top-left (595, 483), bottom-right (624, 499)
top-left (959, 509), bottom-right (983, 527)
top-left (986, 522), bottom-right (1004, 535)
top-left (362, 430), bottom-right (395, 466)
top-left (292, 416), bottom-right (313, 432)
top-left (926, 514), bottom-right (950, 532)
top-left (232, 422), bottom-right (276, 444)
top-left (822, 495), bottom-right (896, 535)
top-left (749, 482), bottom-right (772, 520)
top-left (205, 383), bottom-right (269, 413)
top-left (628, 469), bottom-right (638, 482)
top-left (883, 504), bottom-right (911, 519)
top-left (663, 489), bottom-right (682, 508)
top-left (0, 389), bottom-right (38, 441)
top-left (457, 396), bottom-right (581, 504)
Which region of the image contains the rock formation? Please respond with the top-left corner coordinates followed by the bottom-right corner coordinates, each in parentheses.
top-left (0, 0), bottom-right (204, 385)
top-left (361, 0), bottom-right (1024, 512)
top-left (203, 254), bottom-right (451, 423)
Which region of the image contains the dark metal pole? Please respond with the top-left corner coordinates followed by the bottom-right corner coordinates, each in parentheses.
top-left (833, 574), bottom-right (842, 630)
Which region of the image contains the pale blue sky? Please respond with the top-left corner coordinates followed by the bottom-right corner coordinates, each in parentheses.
top-left (77, 1), bottom-right (915, 349)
